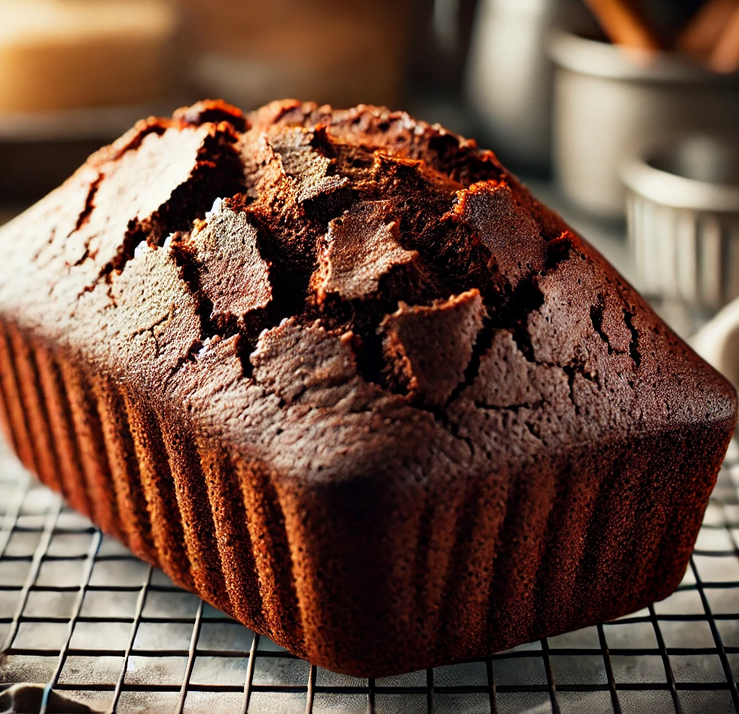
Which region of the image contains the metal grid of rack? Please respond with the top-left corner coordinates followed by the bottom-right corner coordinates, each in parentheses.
top-left (1, 434), bottom-right (739, 714)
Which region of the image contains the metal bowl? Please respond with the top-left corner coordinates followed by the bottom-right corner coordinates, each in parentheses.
top-left (622, 134), bottom-right (739, 311)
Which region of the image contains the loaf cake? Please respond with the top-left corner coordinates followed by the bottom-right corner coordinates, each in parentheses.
top-left (0, 99), bottom-right (734, 676)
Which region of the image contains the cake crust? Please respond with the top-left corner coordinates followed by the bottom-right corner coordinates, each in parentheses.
top-left (0, 99), bottom-right (735, 676)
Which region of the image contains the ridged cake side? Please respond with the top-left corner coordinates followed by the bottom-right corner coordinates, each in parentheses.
top-left (0, 317), bottom-right (731, 675)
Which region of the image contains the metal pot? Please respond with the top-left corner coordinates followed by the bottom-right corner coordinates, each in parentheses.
top-left (550, 29), bottom-right (739, 219)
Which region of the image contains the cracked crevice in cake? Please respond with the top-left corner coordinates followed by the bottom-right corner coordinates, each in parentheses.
top-left (16, 97), bottom-right (578, 409)
top-left (0, 99), bottom-right (735, 677)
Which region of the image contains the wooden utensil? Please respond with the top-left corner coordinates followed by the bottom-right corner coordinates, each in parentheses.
top-left (709, 2), bottom-right (739, 71)
top-left (581, 0), bottom-right (664, 51)
top-left (677, 0), bottom-right (739, 58)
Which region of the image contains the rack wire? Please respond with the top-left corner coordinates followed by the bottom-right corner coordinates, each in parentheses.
top-left (1, 434), bottom-right (738, 714)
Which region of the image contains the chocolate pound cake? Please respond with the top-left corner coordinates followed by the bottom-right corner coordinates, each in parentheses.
top-left (0, 99), bottom-right (735, 676)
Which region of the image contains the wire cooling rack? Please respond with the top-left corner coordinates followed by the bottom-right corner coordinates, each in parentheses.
top-left (1, 434), bottom-right (738, 714)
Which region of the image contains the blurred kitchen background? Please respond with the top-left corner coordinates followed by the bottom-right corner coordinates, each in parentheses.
top-left (0, 0), bottom-right (738, 374)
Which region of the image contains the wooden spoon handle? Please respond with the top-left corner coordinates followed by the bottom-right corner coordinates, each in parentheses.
top-left (582, 0), bottom-right (663, 51)
top-left (710, 2), bottom-right (739, 72)
top-left (678, 0), bottom-right (739, 58)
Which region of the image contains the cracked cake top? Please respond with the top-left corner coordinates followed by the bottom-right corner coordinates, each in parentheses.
top-left (0, 98), bottom-right (733, 485)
